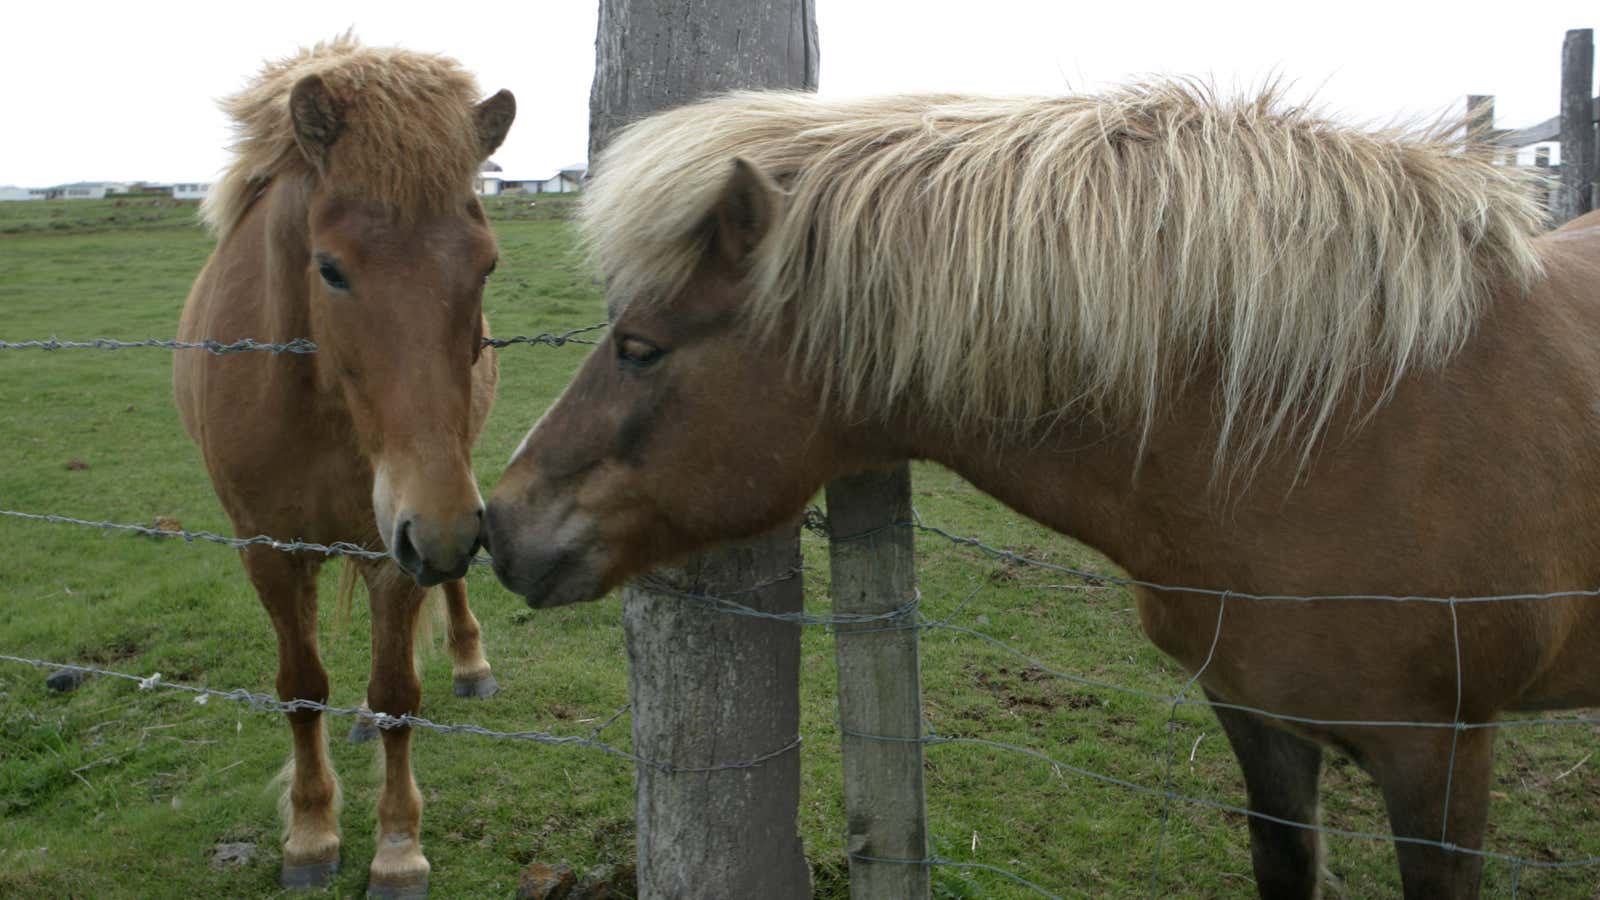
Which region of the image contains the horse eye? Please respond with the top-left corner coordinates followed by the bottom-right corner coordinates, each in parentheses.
top-left (317, 259), bottom-right (349, 292)
top-left (618, 336), bottom-right (662, 367)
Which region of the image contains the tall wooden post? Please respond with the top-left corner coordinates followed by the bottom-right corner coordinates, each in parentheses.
top-left (1466, 94), bottom-right (1495, 139)
top-left (590, 1), bottom-right (819, 897)
top-left (1556, 28), bottom-right (1596, 224)
top-left (828, 465), bottom-right (930, 899)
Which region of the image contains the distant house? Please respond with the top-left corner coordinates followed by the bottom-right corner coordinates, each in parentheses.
top-left (478, 162), bottom-right (587, 196)
top-left (125, 182), bottom-right (175, 196)
top-left (52, 182), bottom-right (111, 200)
top-left (172, 183), bottom-right (210, 200)
top-left (0, 186), bottom-right (46, 202)
top-left (478, 160), bottom-right (505, 196)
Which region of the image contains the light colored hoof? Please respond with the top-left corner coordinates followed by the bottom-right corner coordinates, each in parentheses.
top-left (367, 871), bottom-right (429, 899)
top-left (281, 855), bottom-right (340, 890)
top-left (452, 672), bottom-right (499, 699)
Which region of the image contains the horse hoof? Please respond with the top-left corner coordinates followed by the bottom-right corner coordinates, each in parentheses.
top-left (348, 717), bottom-right (380, 744)
top-left (452, 673), bottom-right (499, 699)
top-left (282, 856), bottom-right (340, 890)
top-left (367, 872), bottom-right (428, 899)
top-left (45, 668), bottom-right (87, 693)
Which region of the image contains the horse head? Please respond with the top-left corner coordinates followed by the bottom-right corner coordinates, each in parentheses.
top-left (286, 73), bottom-right (516, 586)
top-left (484, 159), bottom-right (866, 605)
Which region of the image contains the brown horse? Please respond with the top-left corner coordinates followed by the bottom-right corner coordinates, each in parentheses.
top-left (483, 83), bottom-right (1600, 898)
top-left (174, 37), bottom-right (512, 897)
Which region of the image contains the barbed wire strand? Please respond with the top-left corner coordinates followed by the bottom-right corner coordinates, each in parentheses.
top-left (842, 727), bottom-right (1600, 873)
top-left (0, 337), bottom-right (318, 354)
top-left (1439, 599), bottom-right (1466, 845)
top-left (14, 505), bottom-right (1600, 732)
top-left (10, 500), bottom-right (1600, 889)
top-left (0, 652), bottom-right (796, 775)
top-left (900, 518), bottom-right (1600, 606)
top-left (0, 323), bottom-right (607, 354)
top-left (1150, 593), bottom-right (1229, 899)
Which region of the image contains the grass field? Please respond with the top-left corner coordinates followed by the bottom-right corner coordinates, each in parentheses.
top-left (2, 196), bottom-right (1599, 898)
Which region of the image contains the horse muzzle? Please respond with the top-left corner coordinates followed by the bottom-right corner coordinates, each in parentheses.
top-left (481, 498), bottom-right (606, 607)
top-left (390, 510), bottom-right (482, 587)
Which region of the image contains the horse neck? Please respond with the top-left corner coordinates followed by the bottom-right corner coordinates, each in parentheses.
top-left (894, 393), bottom-right (1269, 584)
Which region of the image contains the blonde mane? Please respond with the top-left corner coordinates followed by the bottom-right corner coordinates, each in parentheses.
top-left (582, 82), bottom-right (1548, 468)
top-left (203, 35), bottom-right (486, 236)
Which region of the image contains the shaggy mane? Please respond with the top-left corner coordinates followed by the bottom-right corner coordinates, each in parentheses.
top-left (203, 34), bottom-right (486, 236)
top-left (581, 82), bottom-right (1548, 468)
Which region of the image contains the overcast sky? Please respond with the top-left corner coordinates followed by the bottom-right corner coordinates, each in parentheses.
top-left (2, 1), bottom-right (1595, 187)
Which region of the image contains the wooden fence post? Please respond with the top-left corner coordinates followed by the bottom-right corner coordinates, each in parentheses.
top-left (590, 1), bottom-right (819, 896)
top-left (1466, 94), bottom-right (1495, 139)
top-left (827, 464), bottom-right (931, 899)
top-left (1557, 28), bottom-right (1596, 224)
top-left (622, 527), bottom-right (811, 898)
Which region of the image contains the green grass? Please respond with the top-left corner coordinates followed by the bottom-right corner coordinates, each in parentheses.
top-left (3, 198), bottom-right (1599, 898)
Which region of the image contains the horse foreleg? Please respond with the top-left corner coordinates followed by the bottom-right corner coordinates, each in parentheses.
top-left (441, 579), bottom-right (497, 699)
top-left (364, 568), bottom-right (431, 899)
top-left (1208, 693), bottom-right (1326, 899)
top-left (242, 546), bottom-right (342, 889)
top-left (1365, 728), bottom-right (1494, 900)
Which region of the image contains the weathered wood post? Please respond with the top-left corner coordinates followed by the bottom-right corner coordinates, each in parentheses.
top-left (589, 1), bottom-right (819, 896)
top-left (1556, 28), bottom-right (1596, 224)
top-left (1466, 94), bottom-right (1495, 139)
top-left (827, 464), bottom-right (931, 899)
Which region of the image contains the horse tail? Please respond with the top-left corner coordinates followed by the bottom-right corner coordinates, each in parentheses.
top-left (332, 559), bottom-right (441, 654)
top-left (333, 558), bottom-right (361, 637)
top-left (417, 586), bottom-right (442, 649)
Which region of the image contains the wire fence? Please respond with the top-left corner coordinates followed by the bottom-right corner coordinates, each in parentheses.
top-left (6, 329), bottom-right (1600, 897)
top-left (0, 322), bottom-right (607, 354)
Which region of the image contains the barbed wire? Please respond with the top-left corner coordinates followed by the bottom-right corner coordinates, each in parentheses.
top-left (0, 652), bottom-right (799, 775)
top-left (14, 503), bottom-right (1600, 732)
top-left (10, 497), bottom-right (1600, 892)
top-left (0, 337), bottom-right (318, 354)
top-left (12, 496), bottom-right (1600, 893)
top-left (481, 322), bottom-right (608, 347)
top-left (0, 508), bottom-right (495, 568)
top-left (0, 323), bottom-right (607, 354)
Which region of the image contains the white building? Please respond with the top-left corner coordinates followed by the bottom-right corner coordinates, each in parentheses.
top-left (56, 182), bottom-right (110, 200)
top-left (172, 183), bottom-right (211, 200)
top-left (0, 186), bottom-right (46, 202)
top-left (477, 162), bottom-right (587, 196)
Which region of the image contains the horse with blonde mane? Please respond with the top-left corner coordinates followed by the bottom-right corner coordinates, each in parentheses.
top-left (174, 37), bottom-right (513, 897)
top-left (484, 82), bottom-right (1600, 898)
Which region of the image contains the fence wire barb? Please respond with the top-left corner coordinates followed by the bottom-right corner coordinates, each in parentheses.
top-left (0, 652), bottom-right (799, 775)
top-left (481, 322), bottom-right (609, 348)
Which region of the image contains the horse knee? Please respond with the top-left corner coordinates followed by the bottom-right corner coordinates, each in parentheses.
top-left (367, 676), bottom-right (422, 718)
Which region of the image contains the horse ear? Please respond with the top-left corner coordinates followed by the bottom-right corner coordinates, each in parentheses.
top-left (475, 90), bottom-right (517, 158)
top-left (711, 157), bottom-right (781, 266)
top-left (288, 74), bottom-right (343, 166)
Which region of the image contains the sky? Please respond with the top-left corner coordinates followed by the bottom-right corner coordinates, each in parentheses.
top-left (2, 1), bottom-right (1596, 187)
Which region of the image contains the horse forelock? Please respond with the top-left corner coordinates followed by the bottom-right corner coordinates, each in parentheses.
top-left (203, 34), bottom-right (485, 237)
top-left (580, 81), bottom-right (1548, 472)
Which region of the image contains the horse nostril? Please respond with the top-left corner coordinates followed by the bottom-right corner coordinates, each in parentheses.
top-left (393, 518), bottom-right (425, 575)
